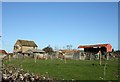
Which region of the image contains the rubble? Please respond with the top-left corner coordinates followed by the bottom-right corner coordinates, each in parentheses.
top-left (1, 63), bottom-right (53, 82)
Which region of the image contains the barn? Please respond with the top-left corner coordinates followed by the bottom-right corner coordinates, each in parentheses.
top-left (78, 44), bottom-right (112, 60)
top-left (78, 44), bottom-right (112, 53)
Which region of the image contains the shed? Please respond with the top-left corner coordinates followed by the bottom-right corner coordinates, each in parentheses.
top-left (78, 44), bottom-right (112, 53)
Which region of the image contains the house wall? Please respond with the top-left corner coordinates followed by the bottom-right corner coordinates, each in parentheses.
top-left (14, 41), bottom-right (22, 52)
top-left (22, 46), bottom-right (35, 53)
top-left (14, 45), bottom-right (22, 52)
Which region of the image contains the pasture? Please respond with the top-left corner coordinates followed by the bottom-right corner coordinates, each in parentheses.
top-left (3, 58), bottom-right (118, 80)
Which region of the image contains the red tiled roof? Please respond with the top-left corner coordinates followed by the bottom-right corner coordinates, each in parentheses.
top-left (0, 50), bottom-right (7, 54)
top-left (61, 50), bottom-right (80, 53)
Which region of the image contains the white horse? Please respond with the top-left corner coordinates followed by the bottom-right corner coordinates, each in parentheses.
top-left (34, 53), bottom-right (48, 63)
top-left (36, 53), bottom-right (48, 59)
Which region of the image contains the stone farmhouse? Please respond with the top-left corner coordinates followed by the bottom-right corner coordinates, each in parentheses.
top-left (13, 39), bottom-right (38, 56)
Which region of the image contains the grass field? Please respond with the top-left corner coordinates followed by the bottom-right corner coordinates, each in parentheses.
top-left (4, 58), bottom-right (118, 80)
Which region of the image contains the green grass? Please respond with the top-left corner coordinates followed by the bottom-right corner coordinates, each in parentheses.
top-left (4, 58), bottom-right (118, 80)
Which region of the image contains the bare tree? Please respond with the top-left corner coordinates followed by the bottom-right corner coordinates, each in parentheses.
top-left (66, 44), bottom-right (72, 50)
top-left (43, 46), bottom-right (54, 55)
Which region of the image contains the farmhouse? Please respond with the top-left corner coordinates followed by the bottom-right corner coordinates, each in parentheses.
top-left (13, 39), bottom-right (38, 56)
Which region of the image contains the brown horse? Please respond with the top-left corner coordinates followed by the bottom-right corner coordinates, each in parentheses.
top-left (58, 51), bottom-right (66, 64)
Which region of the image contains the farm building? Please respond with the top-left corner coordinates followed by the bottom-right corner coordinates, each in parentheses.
top-left (0, 50), bottom-right (7, 55)
top-left (24, 49), bottom-right (47, 59)
top-left (78, 44), bottom-right (112, 53)
top-left (13, 39), bottom-right (38, 56)
top-left (0, 50), bottom-right (7, 59)
top-left (58, 49), bottom-right (80, 59)
top-left (78, 44), bottom-right (112, 60)
top-left (25, 49), bottom-right (45, 55)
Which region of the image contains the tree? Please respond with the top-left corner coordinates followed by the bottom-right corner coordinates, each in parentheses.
top-left (43, 46), bottom-right (54, 55)
top-left (54, 46), bottom-right (59, 51)
top-left (66, 45), bottom-right (72, 50)
top-left (112, 48), bottom-right (114, 52)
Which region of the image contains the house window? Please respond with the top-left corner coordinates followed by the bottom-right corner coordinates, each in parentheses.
top-left (15, 46), bottom-right (20, 49)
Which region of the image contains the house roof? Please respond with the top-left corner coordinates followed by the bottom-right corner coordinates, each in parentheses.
top-left (0, 50), bottom-right (7, 54)
top-left (33, 49), bottom-right (45, 53)
top-left (60, 49), bottom-right (80, 53)
top-left (15, 40), bottom-right (38, 47)
top-left (24, 49), bottom-right (45, 53)
top-left (78, 44), bottom-right (111, 48)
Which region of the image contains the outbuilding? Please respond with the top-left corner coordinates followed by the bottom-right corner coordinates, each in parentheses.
top-left (78, 44), bottom-right (112, 60)
top-left (78, 44), bottom-right (112, 53)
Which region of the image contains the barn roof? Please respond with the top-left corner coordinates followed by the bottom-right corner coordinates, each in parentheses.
top-left (78, 44), bottom-right (112, 52)
top-left (61, 50), bottom-right (80, 53)
top-left (15, 39), bottom-right (38, 47)
top-left (0, 50), bottom-right (7, 54)
top-left (78, 44), bottom-right (111, 48)
top-left (24, 49), bottom-right (45, 53)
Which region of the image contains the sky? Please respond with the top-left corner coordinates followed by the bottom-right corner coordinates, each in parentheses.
top-left (1, 2), bottom-right (118, 52)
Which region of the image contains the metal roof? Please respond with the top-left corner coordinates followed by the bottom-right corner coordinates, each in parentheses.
top-left (78, 44), bottom-right (111, 48)
top-left (78, 44), bottom-right (112, 52)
